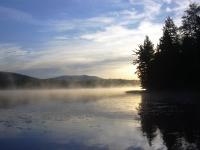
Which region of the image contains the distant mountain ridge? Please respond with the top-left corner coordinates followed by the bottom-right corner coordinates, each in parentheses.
top-left (0, 71), bottom-right (139, 89)
top-left (50, 75), bottom-right (102, 81)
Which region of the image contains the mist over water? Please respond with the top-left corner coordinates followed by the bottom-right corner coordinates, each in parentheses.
top-left (0, 87), bottom-right (149, 150)
top-left (0, 88), bottom-right (199, 150)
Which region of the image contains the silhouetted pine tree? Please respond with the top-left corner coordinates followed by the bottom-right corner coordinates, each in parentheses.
top-left (154, 17), bottom-right (181, 89)
top-left (180, 3), bottom-right (200, 88)
top-left (181, 3), bottom-right (200, 37)
top-left (133, 36), bottom-right (154, 89)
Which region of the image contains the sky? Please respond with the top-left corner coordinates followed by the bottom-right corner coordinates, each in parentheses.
top-left (0, 0), bottom-right (198, 79)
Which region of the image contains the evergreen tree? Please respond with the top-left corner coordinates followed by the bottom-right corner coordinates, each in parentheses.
top-left (181, 3), bottom-right (200, 38)
top-left (133, 36), bottom-right (154, 89)
top-left (181, 3), bottom-right (200, 88)
top-left (158, 17), bottom-right (180, 55)
top-left (155, 17), bottom-right (180, 89)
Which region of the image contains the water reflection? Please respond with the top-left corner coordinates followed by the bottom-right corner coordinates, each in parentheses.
top-left (139, 92), bottom-right (200, 150)
top-left (1, 89), bottom-right (199, 150)
top-left (0, 88), bottom-right (151, 150)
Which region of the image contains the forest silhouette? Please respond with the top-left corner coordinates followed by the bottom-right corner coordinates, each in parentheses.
top-left (134, 3), bottom-right (200, 90)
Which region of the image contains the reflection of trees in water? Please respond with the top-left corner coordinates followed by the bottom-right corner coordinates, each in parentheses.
top-left (139, 93), bottom-right (200, 150)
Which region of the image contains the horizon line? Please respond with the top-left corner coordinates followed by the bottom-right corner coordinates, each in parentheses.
top-left (0, 71), bottom-right (139, 81)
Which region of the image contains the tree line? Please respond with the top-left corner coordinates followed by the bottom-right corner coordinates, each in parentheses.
top-left (134, 3), bottom-right (200, 90)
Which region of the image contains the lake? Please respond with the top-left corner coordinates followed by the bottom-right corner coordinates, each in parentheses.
top-left (0, 88), bottom-right (200, 150)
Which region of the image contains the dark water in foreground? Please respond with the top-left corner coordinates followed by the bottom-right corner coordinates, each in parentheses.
top-left (0, 88), bottom-right (200, 150)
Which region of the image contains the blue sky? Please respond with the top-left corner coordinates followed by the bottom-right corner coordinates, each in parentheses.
top-left (0, 0), bottom-right (198, 79)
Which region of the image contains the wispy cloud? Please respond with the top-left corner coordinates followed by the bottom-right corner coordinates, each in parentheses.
top-left (80, 21), bottom-right (162, 48)
top-left (47, 16), bottom-right (115, 32)
top-left (129, 0), bottom-right (162, 20)
top-left (0, 6), bottom-right (39, 24)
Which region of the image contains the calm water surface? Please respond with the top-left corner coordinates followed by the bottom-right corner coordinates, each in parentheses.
top-left (0, 88), bottom-right (199, 150)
